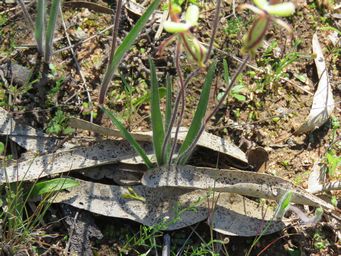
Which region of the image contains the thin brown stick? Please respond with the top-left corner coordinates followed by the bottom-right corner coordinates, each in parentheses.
top-left (59, 5), bottom-right (94, 122)
top-left (168, 42), bottom-right (185, 165)
top-left (109, 0), bottom-right (122, 64)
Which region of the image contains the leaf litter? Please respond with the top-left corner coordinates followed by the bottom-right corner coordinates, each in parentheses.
top-left (52, 179), bottom-right (286, 237)
top-left (142, 165), bottom-right (335, 210)
top-left (294, 33), bottom-right (335, 134)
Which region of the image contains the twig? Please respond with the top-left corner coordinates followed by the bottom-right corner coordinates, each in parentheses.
top-left (59, 5), bottom-right (94, 122)
top-left (162, 234), bottom-right (171, 256)
top-left (17, 0), bottom-right (35, 32)
top-left (64, 211), bottom-right (79, 255)
top-left (54, 24), bottom-right (115, 54)
top-left (109, 0), bottom-right (122, 64)
top-left (175, 223), bottom-right (200, 256)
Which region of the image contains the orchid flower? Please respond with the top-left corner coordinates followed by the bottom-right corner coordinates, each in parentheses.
top-left (158, 3), bottom-right (207, 67)
top-left (240, 0), bottom-right (296, 56)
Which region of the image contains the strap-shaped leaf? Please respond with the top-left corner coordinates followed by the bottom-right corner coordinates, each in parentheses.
top-left (177, 61), bottom-right (217, 164)
top-left (99, 0), bottom-right (161, 104)
top-left (149, 58), bottom-right (164, 165)
top-left (30, 178), bottom-right (80, 197)
top-left (35, 0), bottom-right (45, 55)
top-left (45, 0), bottom-right (61, 63)
top-left (103, 107), bottom-right (153, 168)
top-left (164, 74), bottom-right (172, 161)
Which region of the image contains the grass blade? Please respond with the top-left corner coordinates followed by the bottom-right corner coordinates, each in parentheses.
top-left (45, 0), bottom-right (61, 63)
top-left (35, 0), bottom-right (45, 55)
top-left (102, 107), bottom-right (153, 168)
top-left (177, 61), bottom-right (217, 164)
top-left (99, 0), bottom-right (161, 104)
top-left (149, 58), bottom-right (164, 165)
top-left (223, 58), bottom-right (229, 84)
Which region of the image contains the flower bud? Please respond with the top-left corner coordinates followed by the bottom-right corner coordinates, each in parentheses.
top-left (265, 2), bottom-right (295, 17)
top-left (163, 21), bottom-right (191, 33)
top-left (244, 15), bottom-right (270, 53)
top-left (253, 0), bottom-right (269, 9)
top-left (185, 5), bottom-right (200, 26)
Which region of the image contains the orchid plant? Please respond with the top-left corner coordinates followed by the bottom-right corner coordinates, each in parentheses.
top-left (103, 0), bottom-right (297, 167)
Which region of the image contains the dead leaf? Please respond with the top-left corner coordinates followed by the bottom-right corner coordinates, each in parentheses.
top-left (308, 161), bottom-right (341, 193)
top-left (0, 107), bottom-right (73, 153)
top-left (78, 164), bottom-right (143, 185)
top-left (0, 140), bottom-right (152, 183)
top-left (246, 147), bottom-right (269, 172)
top-left (295, 33), bottom-right (335, 135)
top-left (69, 117), bottom-right (248, 164)
top-left (142, 165), bottom-right (335, 210)
top-left (52, 179), bottom-right (286, 236)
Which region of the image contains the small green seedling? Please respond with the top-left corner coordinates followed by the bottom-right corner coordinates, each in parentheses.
top-left (222, 59), bottom-right (246, 102)
top-left (121, 187), bottom-right (146, 202)
top-left (46, 110), bottom-right (74, 135)
top-left (325, 150), bottom-right (341, 177)
top-left (0, 142), bottom-right (4, 155)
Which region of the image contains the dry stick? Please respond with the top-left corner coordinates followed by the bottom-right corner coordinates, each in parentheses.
top-left (168, 42), bottom-right (186, 165)
top-left (16, 0), bottom-right (35, 32)
top-left (96, 0), bottom-right (124, 124)
top-left (109, 0), bottom-right (122, 64)
top-left (54, 24), bottom-right (115, 54)
top-left (178, 55), bottom-right (250, 163)
top-left (59, 5), bottom-right (94, 123)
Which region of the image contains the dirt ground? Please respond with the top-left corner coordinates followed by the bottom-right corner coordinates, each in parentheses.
top-left (0, 0), bottom-right (340, 255)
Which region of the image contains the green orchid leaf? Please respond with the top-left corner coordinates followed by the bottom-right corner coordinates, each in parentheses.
top-left (103, 107), bottom-right (153, 168)
top-left (99, 0), bottom-right (161, 104)
top-left (30, 178), bottom-right (79, 197)
top-left (274, 190), bottom-right (292, 219)
top-left (149, 58), bottom-right (165, 165)
top-left (45, 0), bottom-right (61, 63)
top-left (253, 0), bottom-right (269, 9)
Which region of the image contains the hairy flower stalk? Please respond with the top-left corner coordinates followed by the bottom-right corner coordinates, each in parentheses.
top-left (160, 3), bottom-right (209, 162)
top-left (177, 0), bottom-right (296, 163)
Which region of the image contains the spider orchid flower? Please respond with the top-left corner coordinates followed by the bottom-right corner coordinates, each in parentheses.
top-left (158, 4), bottom-right (207, 67)
top-left (240, 0), bottom-right (295, 56)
